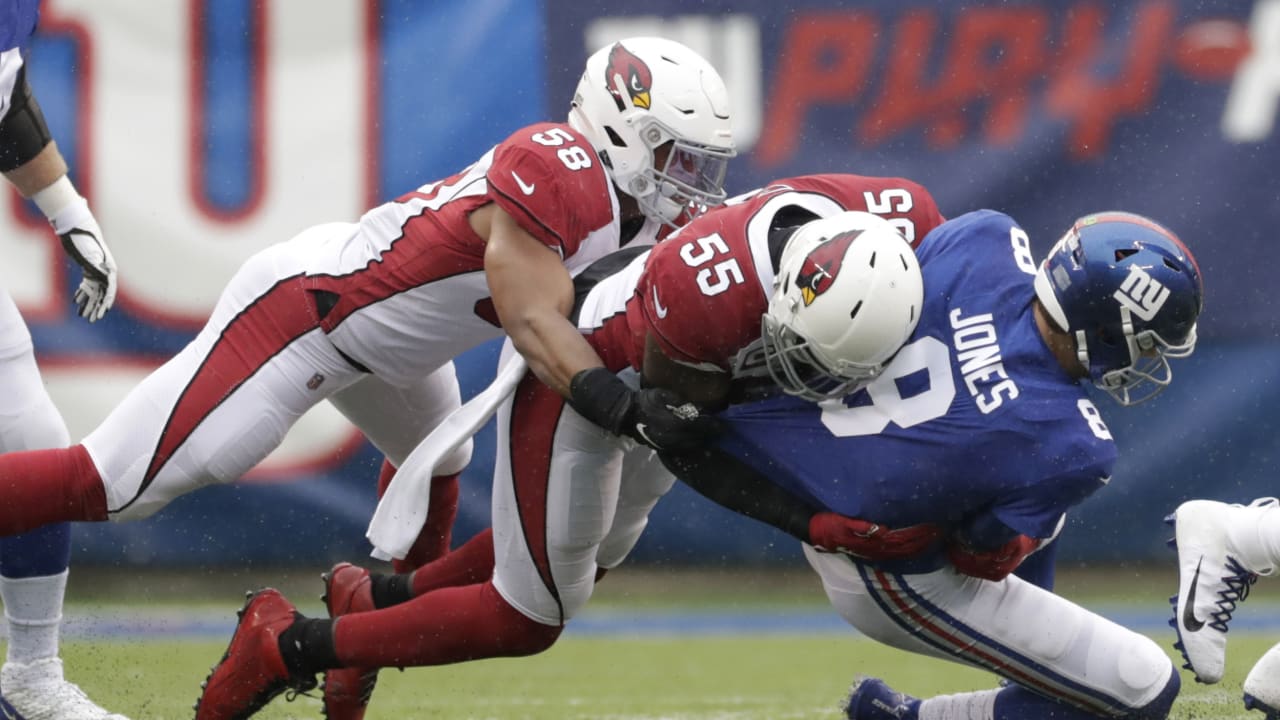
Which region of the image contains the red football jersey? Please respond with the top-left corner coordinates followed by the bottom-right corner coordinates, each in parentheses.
top-left (364, 121), bottom-right (636, 283)
top-left (486, 122), bottom-right (618, 261)
top-left (617, 174), bottom-right (945, 374)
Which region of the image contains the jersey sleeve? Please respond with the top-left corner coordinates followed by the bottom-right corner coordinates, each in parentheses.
top-left (636, 235), bottom-right (765, 370)
top-left (487, 124), bottom-right (614, 260)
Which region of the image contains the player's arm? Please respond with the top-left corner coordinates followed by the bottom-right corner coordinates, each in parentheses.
top-left (640, 332), bottom-right (732, 409)
top-left (483, 206), bottom-right (717, 451)
top-left (484, 204), bottom-right (599, 396)
top-left (0, 65), bottom-right (116, 322)
top-left (660, 446), bottom-right (940, 561)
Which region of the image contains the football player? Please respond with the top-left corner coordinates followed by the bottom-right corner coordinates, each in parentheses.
top-left (192, 175), bottom-right (949, 719)
top-left (0, 3), bottom-right (126, 718)
top-left (667, 210), bottom-right (1202, 720)
top-left (0, 35), bottom-right (734, 717)
top-left (1168, 496), bottom-right (1280, 716)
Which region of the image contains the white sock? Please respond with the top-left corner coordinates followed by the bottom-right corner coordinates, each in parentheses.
top-left (918, 689), bottom-right (998, 720)
top-left (0, 570), bottom-right (67, 665)
top-left (1226, 500), bottom-right (1280, 575)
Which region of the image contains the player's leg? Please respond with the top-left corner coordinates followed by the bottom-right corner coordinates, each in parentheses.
top-left (323, 364), bottom-right (472, 719)
top-left (328, 363), bottom-right (471, 570)
top-left (806, 548), bottom-right (1179, 720)
top-left (595, 445), bottom-right (676, 573)
top-left (1169, 497), bottom-right (1280, 684)
top-left (0, 233), bottom-right (365, 532)
top-left (0, 291), bottom-right (125, 719)
top-left (197, 370), bottom-right (624, 718)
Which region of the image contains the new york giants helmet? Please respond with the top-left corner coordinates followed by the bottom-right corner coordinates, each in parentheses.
top-left (1033, 211), bottom-right (1203, 405)
top-left (568, 37), bottom-right (736, 227)
top-left (763, 211), bottom-right (923, 401)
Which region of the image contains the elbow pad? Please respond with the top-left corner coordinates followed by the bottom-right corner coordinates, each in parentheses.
top-left (0, 66), bottom-right (53, 172)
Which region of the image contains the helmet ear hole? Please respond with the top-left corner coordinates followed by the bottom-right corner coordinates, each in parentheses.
top-left (604, 126), bottom-right (627, 148)
top-left (1114, 248), bottom-right (1139, 262)
top-left (1096, 326), bottom-right (1120, 348)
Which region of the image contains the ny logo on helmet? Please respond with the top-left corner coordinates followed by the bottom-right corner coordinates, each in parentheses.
top-left (605, 42), bottom-right (653, 111)
top-left (1113, 265), bottom-right (1170, 321)
top-left (796, 230), bottom-right (862, 306)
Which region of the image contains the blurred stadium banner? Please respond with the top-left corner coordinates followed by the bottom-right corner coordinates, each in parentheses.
top-left (1, 0), bottom-right (1276, 566)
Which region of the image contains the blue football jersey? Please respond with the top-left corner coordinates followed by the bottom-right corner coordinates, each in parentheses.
top-left (720, 210), bottom-right (1118, 560)
top-left (0, 0), bottom-right (38, 54)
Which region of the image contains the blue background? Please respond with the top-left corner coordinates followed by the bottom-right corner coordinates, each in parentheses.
top-left (21, 0), bottom-right (1280, 568)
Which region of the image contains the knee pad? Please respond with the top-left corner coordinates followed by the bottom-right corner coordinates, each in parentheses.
top-left (1114, 637), bottom-right (1178, 719)
top-left (1125, 666), bottom-right (1179, 720)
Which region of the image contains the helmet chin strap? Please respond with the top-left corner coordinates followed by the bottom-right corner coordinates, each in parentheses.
top-left (1074, 329), bottom-right (1090, 376)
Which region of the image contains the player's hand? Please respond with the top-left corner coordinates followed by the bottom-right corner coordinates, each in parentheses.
top-left (809, 513), bottom-right (942, 560)
top-left (568, 368), bottom-right (721, 452)
top-left (947, 534), bottom-right (1040, 581)
top-left (626, 386), bottom-right (721, 451)
top-left (55, 204), bottom-right (117, 322)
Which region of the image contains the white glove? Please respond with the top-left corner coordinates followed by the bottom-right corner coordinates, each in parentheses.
top-left (51, 198), bottom-right (117, 322)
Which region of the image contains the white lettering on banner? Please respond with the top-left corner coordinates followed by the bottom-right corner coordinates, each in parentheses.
top-left (1223, 0), bottom-right (1280, 141)
top-left (18, 0), bottom-right (372, 324)
top-left (585, 15), bottom-right (763, 151)
top-left (0, 0), bottom-right (372, 475)
top-left (42, 362), bottom-right (358, 480)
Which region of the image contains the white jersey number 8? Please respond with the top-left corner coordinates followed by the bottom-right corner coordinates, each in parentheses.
top-left (819, 336), bottom-right (955, 437)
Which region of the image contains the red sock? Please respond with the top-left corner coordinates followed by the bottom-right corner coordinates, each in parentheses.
top-left (0, 445), bottom-right (107, 533)
top-left (333, 579), bottom-right (561, 667)
top-left (376, 461), bottom-right (461, 573)
top-left (409, 528), bottom-right (495, 597)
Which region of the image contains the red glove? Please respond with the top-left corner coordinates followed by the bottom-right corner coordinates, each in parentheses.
top-left (808, 512), bottom-right (942, 560)
top-left (947, 534), bottom-right (1040, 581)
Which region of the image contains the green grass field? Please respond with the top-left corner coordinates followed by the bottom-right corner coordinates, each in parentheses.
top-left (42, 566), bottom-right (1280, 719)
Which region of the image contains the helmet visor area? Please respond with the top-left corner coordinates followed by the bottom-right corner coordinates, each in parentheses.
top-left (761, 315), bottom-right (882, 402)
top-left (649, 140), bottom-right (732, 219)
top-left (1097, 323), bottom-right (1198, 406)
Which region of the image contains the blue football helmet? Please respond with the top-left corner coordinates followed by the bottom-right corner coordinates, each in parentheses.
top-left (1033, 211), bottom-right (1203, 405)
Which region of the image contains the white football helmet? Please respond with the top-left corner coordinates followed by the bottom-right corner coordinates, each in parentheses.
top-left (568, 37), bottom-right (736, 227)
top-left (762, 211), bottom-right (924, 401)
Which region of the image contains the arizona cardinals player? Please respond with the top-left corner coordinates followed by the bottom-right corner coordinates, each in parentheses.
top-left (0, 3), bottom-right (125, 718)
top-left (192, 174), bottom-right (948, 718)
top-left (0, 35), bottom-right (733, 718)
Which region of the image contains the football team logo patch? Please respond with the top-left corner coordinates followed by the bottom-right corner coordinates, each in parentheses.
top-left (1114, 264), bottom-right (1170, 321)
top-left (606, 42), bottom-right (653, 111)
top-left (796, 229), bottom-right (862, 306)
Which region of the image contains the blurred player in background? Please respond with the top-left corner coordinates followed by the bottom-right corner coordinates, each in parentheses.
top-left (1169, 496), bottom-right (1280, 717)
top-left (663, 210), bottom-right (1203, 720)
top-left (0, 34), bottom-right (734, 717)
top-left (0, 2), bottom-right (125, 718)
top-left (194, 174), bottom-right (948, 719)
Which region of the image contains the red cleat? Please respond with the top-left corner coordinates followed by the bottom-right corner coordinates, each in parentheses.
top-left (195, 588), bottom-right (317, 720)
top-left (321, 563), bottom-right (379, 719)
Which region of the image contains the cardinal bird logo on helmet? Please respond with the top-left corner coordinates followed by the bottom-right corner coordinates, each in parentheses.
top-left (605, 42), bottom-right (653, 111)
top-left (796, 230), bottom-right (862, 306)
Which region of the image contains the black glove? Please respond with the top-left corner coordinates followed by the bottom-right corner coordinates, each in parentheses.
top-left (568, 367), bottom-right (720, 451)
